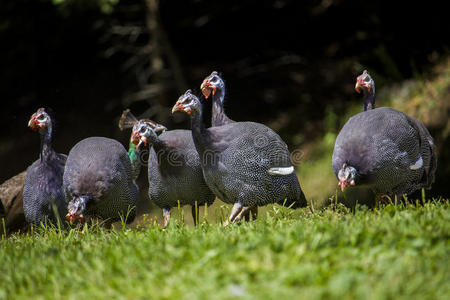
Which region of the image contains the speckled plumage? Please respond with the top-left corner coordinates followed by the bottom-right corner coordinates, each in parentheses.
top-left (146, 129), bottom-right (216, 211)
top-left (23, 153), bottom-right (67, 224)
top-left (332, 107), bottom-right (436, 195)
top-left (174, 92), bottom-right (306, 216)
top-left (197, 121), bottom-right (305, 208)
top-left (63, 137), bottom-right (138, 222)
top-left (23, 108), bottom-right (67, 224)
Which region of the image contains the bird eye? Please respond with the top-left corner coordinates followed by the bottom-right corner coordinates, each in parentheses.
top-left (37, 114), bottom-right (45, 120)
top-left (140, 127), bottom-right (147, 134)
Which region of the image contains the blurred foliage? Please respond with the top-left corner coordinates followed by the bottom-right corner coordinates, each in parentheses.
top-left (51, 0), bottom-right (119, 14)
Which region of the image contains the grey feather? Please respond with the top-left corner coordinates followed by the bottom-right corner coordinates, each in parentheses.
top-left (23, 153), bottom-right (67, 224)
top-left (332, 107), bottom-right (436, 195)
top-left (198, 121), bottom-right (306, 208)
top-left (63, 137), bottom-right (138, 222)
top-left (146, 129), bottom-right (216, 211)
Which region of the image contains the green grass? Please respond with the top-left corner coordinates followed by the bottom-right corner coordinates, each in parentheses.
top-left (1, 201), bottom-right (449, 300)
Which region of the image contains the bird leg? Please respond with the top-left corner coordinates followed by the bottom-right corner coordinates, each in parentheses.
top-left (395, 194), bottom-right (405, 205)
top-left (374, 194), bottom-right (383, 207)
top-left (162, 208), bottom-right (171, 228)
top-left (243, 206), bottom-right (258, 221)
top-left (234, 206), bottom-right (251, 223)
top-left (224, 202), bottom-right (243, 226)
top-left (191, 202), bottom-right (200, 226)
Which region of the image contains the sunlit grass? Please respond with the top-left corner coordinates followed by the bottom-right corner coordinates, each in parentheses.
top-left (1, 200), bottom-right (449, 300)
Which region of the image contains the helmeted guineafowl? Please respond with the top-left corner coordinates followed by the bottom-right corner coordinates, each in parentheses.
top-left (23, 108), bottom-right (67, 225)
top-left (63, 137), bottom-right (138, 224)
top-left (121, 110), bottom-right (215, 227)
top-left (332, 70), bottom-right (437, 198)
top-left (201, 71), bottom-right (261, 219)
top-left (119, 109), bottom-right (167, 181)
top-left (172, 90), bottom-right (307, 224)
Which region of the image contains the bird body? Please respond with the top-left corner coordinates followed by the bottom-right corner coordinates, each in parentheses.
top-left (63, 136), bottom-right (138, 223)
top-left (196, 121), bottom-right (304, 208)
top-left (24, 153), bottom-right (67, 224)
top-left (173, 90), bottom-right (306, 223)
top-left (147, 129), bottom-right (215, 211)
top-left (333, 107), bottom-right (436, 195)
top-left (332, 71), bottom-right (436, 196)
top-left (23, 108), bottom-right (67, 224)
top-left (122, 110), bottom-right (215, 227)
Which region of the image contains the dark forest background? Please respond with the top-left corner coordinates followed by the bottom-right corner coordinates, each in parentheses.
top-left (1, 0), bottom-right (449, 201)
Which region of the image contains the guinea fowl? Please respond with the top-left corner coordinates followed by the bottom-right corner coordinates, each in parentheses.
top-left (201, 71), bottom-right (261, 219)
top-left (23, 108), bottom-right (67, 225)
top-left (119, 109), bottom-right (167, 181)
top-left (63, 137), bottom-right (138, 224)
top-left (332, 70), bottom-right (437, 199)
top-left (172, 90), bottom-right (307, 224)
top-left (121, 110), bottom-right (215, 227)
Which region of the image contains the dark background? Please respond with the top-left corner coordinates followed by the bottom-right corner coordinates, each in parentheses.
top-left (1, 0), bottom-right (449, 199)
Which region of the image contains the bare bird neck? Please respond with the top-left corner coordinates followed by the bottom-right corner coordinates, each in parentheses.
top-left (40, 124), bottom-right (55, 161)
top-left (212, 88), bottom-right (232, 126)
top-left (190, 105), bottom-right (209, 152)
top-left (363, 89), bottom-right (375, 111)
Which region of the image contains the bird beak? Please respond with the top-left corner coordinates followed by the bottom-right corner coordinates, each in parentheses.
top-left (201, 81), bottom-right (215, 99)
top-left (131, 132), bottom-right (141, 145)
top-left (338, 179), bottom-right (355, 192)
top-left (355, 81), bottom-right (362, 93)
top-left (66, 196), bottom-right (87, 224)
top-left (65, 213), bottom-right (84, 225)
top-left (171, 102), bottom-right (182, 114)
top-left (171, 103), bottom-right (191, 115)
top-left (338, 179), bottom-right (347, 192)
top-left (28, 116), bottom-right (39, 130)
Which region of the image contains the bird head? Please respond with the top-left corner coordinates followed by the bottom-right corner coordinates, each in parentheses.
top-left (131, 120), bottom-right (166, 149)
top-left (66, 195), bottom-right (89, 224)
top-left (337, 163), bottom-right (358, 192)
top-left (28, 108), bottom-right (51, 132)
top-left (355, 70), bottom-right (375, 94)
top-left (172, 90), bottom-right (201, 115)
top-left (200, 71), bottom-right (225, 99)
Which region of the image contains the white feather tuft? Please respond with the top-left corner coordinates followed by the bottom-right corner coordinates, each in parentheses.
top-left (267, 166), bottom-right (294, 176)
top-left (410, 156), bottom-right (423, 170)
